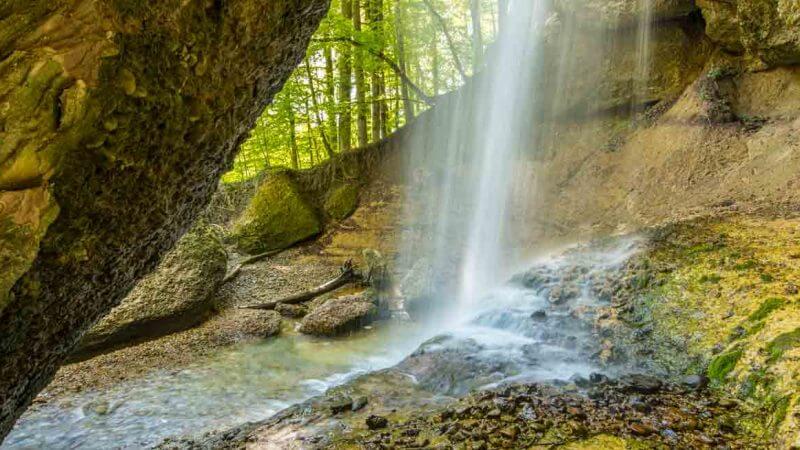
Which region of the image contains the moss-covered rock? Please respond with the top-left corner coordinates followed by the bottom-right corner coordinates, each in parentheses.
top-left (231, 172), bottom-right (321, 254)
top-left (299, 294), bottom-right (377, 337)
top-left (75, 224), bottom-right (227, 358)
top-left (323, 183), bottom-right (359, 221)
top-left (697, 0), bottom-right (800, 67)
top-left (621, 216), bottom-right (800, 446)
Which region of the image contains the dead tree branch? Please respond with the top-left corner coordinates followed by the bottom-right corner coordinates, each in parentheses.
top-left (238, 260), bottom-right (361, 310)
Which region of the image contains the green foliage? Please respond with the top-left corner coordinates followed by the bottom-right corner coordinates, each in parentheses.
top-left (225, 0), bottom-right (503, 182)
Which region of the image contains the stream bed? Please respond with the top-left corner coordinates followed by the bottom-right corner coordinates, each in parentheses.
top-left (4, 241), bottom-right (638, 449)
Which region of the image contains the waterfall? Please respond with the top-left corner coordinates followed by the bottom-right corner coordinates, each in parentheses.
top-left (398, 0), bottom-right (659, 331)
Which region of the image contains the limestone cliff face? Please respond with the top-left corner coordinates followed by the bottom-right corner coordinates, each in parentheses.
top-left (697, 0), bottom-right (800, 67)
top-left (0, 0), bottom-right (329, 439)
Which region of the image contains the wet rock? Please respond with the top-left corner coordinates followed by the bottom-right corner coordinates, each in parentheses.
top-left (299, 295), bottom-right (377, 337)
top-left (531, 310), bottom-right (548, 321)
top-left (233, 310), bottom-right (282, 339)
top-left (619, 374), bottom-right (663, 394)
top-left (351, 396), bottom-right (369, 411)
top-left (366, 415), bottom-right (388, 430)
top-left (589, 373), bottom-right (610, 385)
top-left (682, 375), bottom-right (708, 390)
top-left (549, 285), bottom-right (580, 305)
top-left (328, 395), bottom-right (354, 415)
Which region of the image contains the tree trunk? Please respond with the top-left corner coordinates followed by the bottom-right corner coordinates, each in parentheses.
top-left (338, 0), bottom-right (354, 152)
top-left (432, 34), bottom-right (441, 96)
top-left (470, 0), bottom-right (483, 69)
top-left (305, 59), bottom-right (335, 158)
top-left (369, 0), bottom-right (385, 141)
top-left (323, 45), bottom-right (338, 158)
top-left (289, 105), bottom-right (299, 170)
top-left (353, 0), bottom-right (369, 147)
top-left (394, 0), bottom-right (415, 122)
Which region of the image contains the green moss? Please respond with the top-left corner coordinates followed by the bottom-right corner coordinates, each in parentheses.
top-left (324, 183), bottom-right (359, 221)
top-left (231, 171), bottom-right (321, 254)
top-left (708, 348), bottom-right (743, 384)
top-left (765, 328), bottom-right (800, 363)
top-left (699, 273), bottom-right (722, 284)
top-left (769, 395), bottom-right (791, 428)
top-left (733, 260), bottom-right (757, 271)
top-left (748, 298), bottom-right (785, 322)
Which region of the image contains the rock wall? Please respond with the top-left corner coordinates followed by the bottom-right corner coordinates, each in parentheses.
top-left (0, 0), bottom-right (329, 439)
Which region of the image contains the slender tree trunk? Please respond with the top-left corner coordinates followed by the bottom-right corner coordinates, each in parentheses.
top-left (304, 97), bottom-right (316, 166)
top-left (304, 59), bottom-right (335, 157)
top-left (338, 0), bottom-right (353, 152)
top-left (421, 0), bottom-right (467, 83)
top-left (324, 45), bottom-right (338, 156)
top-left (289, 107), bottom-right (299, 170)
top-left (432, 34), bottom-right (440, 96)
top-left (369, 0), bottom-right (385, 141)
top-left (394, 0), bottom-right (415, 122)
top-left (470, 0), bottom-right (483, 69)
top-left (353, 0), bottom-right (369, 147)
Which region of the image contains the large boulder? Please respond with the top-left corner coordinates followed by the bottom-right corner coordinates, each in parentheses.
top-left (697, 0), bottom-right (800, 67)
top-left (231, 171), bottom-right (322, 254)
top-left (0, 0), bottom-right (329, 439)
top-left (299, 295), bottom-right (377, 337)
top-left (75, 224), bottom-right (227, 358)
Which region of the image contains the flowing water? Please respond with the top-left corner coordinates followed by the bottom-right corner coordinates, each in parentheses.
top-left (4, 1), bottom-right (660, 447)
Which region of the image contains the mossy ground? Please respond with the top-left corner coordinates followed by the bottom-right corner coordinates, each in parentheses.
top-left (629, 215), bottom-right (800, 445)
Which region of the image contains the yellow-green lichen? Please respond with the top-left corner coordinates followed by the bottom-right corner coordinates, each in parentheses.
top-left (708, 348), bottom-right (743, 384)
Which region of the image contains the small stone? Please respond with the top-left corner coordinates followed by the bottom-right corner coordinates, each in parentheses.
top-left (682, 374), bottom-right (708, 390)
top-left (531, 310), bottom-right (547, 321)
top-left (486, 408), bottom-right (502, 419)
top-left (499, 425), bottom-right (519, 439)
top-left (328, 395), bottom-right (353, 414)
top-left (629, 423), bottom-right (657, 436)
top-left (351, 396), bottom-right (368, 411)
top-left (786, 283), bottom-right (799, 295)
top-left (620, 374), bottom-right (663, 394)
top-left (589, 372), bottom-right (609, 384)
top-left (366, 415), bottom-right (388, 430)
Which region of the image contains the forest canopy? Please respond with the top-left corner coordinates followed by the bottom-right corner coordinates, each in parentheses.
top-left (224, 0), bottom-right (506, 182)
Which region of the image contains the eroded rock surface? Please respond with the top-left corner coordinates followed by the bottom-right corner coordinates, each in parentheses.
top-left (698, 0), bottom-right (800, 66)
top-left (0, 0), bottom-right (330, 439)
top-left (75, 224), bottom-right (227, 358)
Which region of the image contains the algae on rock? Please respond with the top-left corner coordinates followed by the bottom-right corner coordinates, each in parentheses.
top-left (231, 172), bottom-right (322, 254)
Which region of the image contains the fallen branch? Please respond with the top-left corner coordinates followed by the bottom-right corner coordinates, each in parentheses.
top-left (222, 249), bottom-right (285, 284)
top-left (239, 260), bottom-right (361, 310)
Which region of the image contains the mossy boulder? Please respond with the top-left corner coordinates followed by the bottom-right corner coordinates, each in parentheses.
top-left (697, 0), bottom-right (800, 67)
top-left (231, 172), bottom-right (322, 254)
top-left (324, 183), bottom-right (359, 221)
top-left (75, 224), bottom-right (227, 358)
top-left (299, 294), bottom-right (377, 337)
